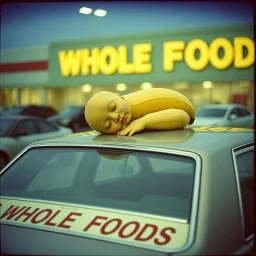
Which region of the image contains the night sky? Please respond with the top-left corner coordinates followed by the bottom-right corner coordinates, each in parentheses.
top-left (1, 1), bottom-right (253, 49)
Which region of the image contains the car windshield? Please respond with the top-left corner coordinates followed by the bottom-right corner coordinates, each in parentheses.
top-left (0, 147), bottom-right (195, 221)
top-left (2, 106), bottom-right (25, 116)
top-left (196, 108), bottom-right (227, 118)
top-left (0, 118), bottom-right (16, 136)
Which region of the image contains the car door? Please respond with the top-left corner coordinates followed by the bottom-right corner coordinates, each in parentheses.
top-left (9, 119), bottom-right (39, 159)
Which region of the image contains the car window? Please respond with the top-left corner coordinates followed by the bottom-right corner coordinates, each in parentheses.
top-left (230, 108), bottom-right (243, 117)
top-left (37, 120), bottom-right (59, 133)
top-left (238, 108), bottom-right (251, 117)
top-left (94, 154), bottom-right (140, 182)
top-left (0, 118), bottom-right (16, 136)
top-left (196, 108), bottom-right (227, 117)
top-left (2, 106), bottom-right (25, 115)
top-left (14, 120), bottom-right (38, 135)
top-left (148, 155), bottom-right (193, 173)
top-left (0, 147), bottom-right (196, 221)
top-left (27, 151), bottom-right (84, 191)
top-left (235, 148), bottom-right (254, 238)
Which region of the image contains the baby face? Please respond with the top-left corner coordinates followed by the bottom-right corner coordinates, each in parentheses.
top-left (85, 91), bottom-right (131, 134)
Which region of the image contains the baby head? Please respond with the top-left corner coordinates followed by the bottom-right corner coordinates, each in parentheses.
top-left (85, 91), bottom-right (131, 134)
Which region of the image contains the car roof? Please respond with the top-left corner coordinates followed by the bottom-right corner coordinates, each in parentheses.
top-left (29, 126), bottom-right (254, 153)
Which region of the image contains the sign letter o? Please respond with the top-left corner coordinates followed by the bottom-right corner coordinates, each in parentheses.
top-left (101, 218), bottom-right (122, 235)
top-left (209, 38), bottom-right (234, 69)
top-left (118, 221), bottom-right (140, 238)
top-left (185, 39), bottom-right (209, 71)
top-left (100, 46), bottom-right (118, 75)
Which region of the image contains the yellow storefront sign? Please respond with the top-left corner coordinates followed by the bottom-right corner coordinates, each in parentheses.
top-left (164, 37), bottom-right (254, 71)
top-left (59, 43), bottom-right (152, 77)
top-left (58, 37), bottom-right (254, 77)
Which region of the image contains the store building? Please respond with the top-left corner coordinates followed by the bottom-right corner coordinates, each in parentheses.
top-left (0, 24), bottom-right (254, 112)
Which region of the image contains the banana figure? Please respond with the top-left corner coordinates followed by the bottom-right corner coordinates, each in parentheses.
top-left (85, 88), bottom-right (195, 136)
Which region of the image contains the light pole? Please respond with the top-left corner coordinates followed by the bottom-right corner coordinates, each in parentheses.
top-left (79, 7), bottom-right (107, 38)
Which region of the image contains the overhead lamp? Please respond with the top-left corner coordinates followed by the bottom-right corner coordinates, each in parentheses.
top-left (79, 7), bottom-right (93, 15)
top-left (82, 84), bottom-right (92, 92)
top-left (94, 9), bottom-right (107, 17)
top-left (141, 82), bottom-right (152, 90)
top-left (202, 81), bottom-right (213, 89)
top-left (116, 83), bottom-right (127, 91)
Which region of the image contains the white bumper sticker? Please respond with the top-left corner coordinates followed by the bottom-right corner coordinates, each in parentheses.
top-left (0, 198), bottom-right (189, 251)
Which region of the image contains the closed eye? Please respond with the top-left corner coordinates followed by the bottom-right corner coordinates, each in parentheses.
top-left (105, 121), bottom-right (111, 130)
top-left (112, 103), bottom-right (116, 111)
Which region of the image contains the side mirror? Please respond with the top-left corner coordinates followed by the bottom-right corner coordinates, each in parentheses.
top-left (14, 131), bottom-right (28, 137)
top-left (229, 114), bottom-right (238, 120)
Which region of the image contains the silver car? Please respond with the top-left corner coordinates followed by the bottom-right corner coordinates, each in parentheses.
top-left (0, 127), bottom-right (254, 255)
top-left (0, 115), bottom-right (72, 169)
top-left (193, 104), bottom-right (254, 128)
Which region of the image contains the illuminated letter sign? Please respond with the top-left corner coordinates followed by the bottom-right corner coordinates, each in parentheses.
top-left (57, 36), bottom-right (254, 77)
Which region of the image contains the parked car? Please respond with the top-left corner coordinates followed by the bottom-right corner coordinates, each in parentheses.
top-left (48, 106), bottom-right (89, 132)
top-left (2, 105), bottom-right (58, 119)
top-left (193, 104), bottom-right (254, 128)
top-left (0, 127), bottom-right (254, 255)
top-left (0, 115), bottom-right (72, 169)
top-left (0, 106), bottom-right (9, 115)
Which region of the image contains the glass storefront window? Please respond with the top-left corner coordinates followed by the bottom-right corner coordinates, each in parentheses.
top-left (1, 80), bottom-right (253, 113)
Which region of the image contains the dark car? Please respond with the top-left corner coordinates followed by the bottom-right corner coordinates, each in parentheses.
top-left (2, 105), bottom-right (58, 119)
top-left (48, 106), bottom-right (89, 132)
